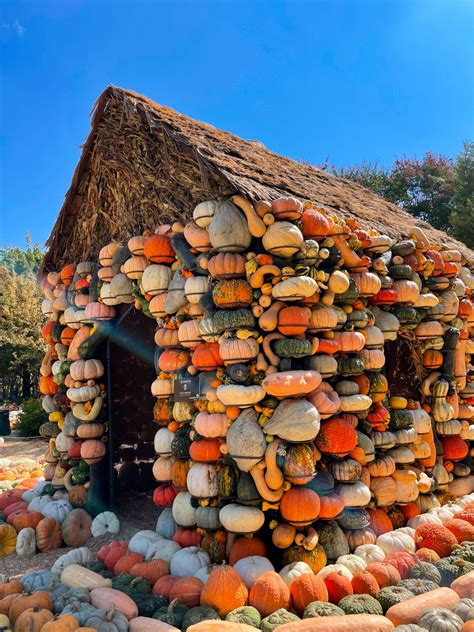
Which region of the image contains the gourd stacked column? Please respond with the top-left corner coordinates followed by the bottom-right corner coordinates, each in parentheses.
top-left (38, 260), bottom-right (115, 516)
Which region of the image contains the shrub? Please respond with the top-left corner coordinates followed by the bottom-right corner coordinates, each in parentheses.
top-left (15, 398), bottom-right (47, 436)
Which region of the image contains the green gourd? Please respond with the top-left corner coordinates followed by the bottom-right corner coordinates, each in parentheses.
top-left (236, 471), bottom-right (260, 505)
top-left (126, 593), bottom-right (166, 617)
top-left (153, 601), bottom-right (189, 628)
top-left (337, 357), bottom-right (365, 376)
top-left (376, 586), bottom-right (414, 612)
top-left (274, 338), bottom-right (312, 358)
top-left (171, 426), bottom-right (193, 459)
top-left (217, 464), bottom-right (239, 499)
top-left (398, 579), bottom-right (439, 595)
top-left (225, 606), bottom-right (261, 627)
top-left (260, 608), bottom-right (301, 632)
top-left (303, 601), bottom-right (345, 618)
top-left (338, 594), bottom-right (383, 615)
top-left (408, 562), bottom-right (441, 585)
top-left (435, 557), bottom-right (474, 587)
top-left (213, 309), bottom-right (255, 333)
top-left (390, 306), bottom-right (419, 324)
top-left (389, 264), bottom-right (413, 279)
top-left (317, 520), bottom-right (349, 559)
top-left (181, 606), bottom-right (221, 631)
top-left (389, 410), bottom-right (415, 430)
top-left (334, 279), bottom-right (360, 305)
top-left (111, 574), bottom-right (151, 594)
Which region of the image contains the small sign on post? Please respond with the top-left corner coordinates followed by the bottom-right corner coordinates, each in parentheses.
top-left (174, 375), bottom-right (200, 402)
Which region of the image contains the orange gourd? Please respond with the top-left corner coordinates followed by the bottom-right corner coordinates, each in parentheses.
top-left (290, 573), bottom-right (328, 615)
top-left (351, 571), bottom-right (380, 597)
top-left (229, 536), bottom-right (267, 565)
top-left (168, 576), bottom-right (204, 607)
top-left (249, 571), bottom-right (290, 617)
top-left (200, 564), bottom-right (248, 617)
top-left (323, 571), bottom-right (353, 604)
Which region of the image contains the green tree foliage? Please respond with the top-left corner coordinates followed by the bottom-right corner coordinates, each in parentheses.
top-left (0, 235), bottom-right (44, 275)
top-left (328, 143), bottom-right (474, 247)
top-left (15, 398), bottom-right (48, 437)
top-left (450, 142), bottom-right (474, 247)
top-left (0, 238), bottom-right (45, 401)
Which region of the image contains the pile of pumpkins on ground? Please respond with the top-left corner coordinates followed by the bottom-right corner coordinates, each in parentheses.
top-left (0, 459), bottom-right (44, 493)
top-left (0, 491), bottom-right (474, 631)
top-left (0, 482), bottom-right (121, 557)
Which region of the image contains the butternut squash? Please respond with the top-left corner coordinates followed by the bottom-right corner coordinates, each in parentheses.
top-left (129, 617), bottom-right (180, 632)
top-left (231, 195), bottom-right (267, 238)
top-left (259, 301), bottom-right (285, 331)
top-left (250, 265), bottom-right (282, 289)
top-left (264, 439), bottom-right (284, 490)
top-left (255, 200), bottom-right (272, 218)
top-left (417, 423), bottom-right (437, 469)
top-left (60, 565), bottom-right (112, 590)
top-left (250, 461), bottom-right (284, 502)
top-left (454, 336), bottom-right (467, 390)
top-left (275, 614), bottom-right (395, 631)
top-left (90, 587), bottom-right (138, 620)
top-left (386, 588), bottom-right (459, 626)
top-left (187, 621), bottom-right (257, 631)
top-left (451, 570), bottom-right (474, 598)
top-left (332, 234), bottom-right (363, 269)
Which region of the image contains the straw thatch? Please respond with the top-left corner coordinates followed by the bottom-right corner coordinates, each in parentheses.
top-left (43, 85), bottom-right (473, 271)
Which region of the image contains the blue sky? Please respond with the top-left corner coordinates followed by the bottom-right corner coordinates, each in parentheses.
top-left (1, 0), bottom-right (473, 250)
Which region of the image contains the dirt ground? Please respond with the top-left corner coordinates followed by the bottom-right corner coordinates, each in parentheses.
top-left (1, 438), bottom-right (47, 460)
top-left (1, 439), bottom-right (160, 578)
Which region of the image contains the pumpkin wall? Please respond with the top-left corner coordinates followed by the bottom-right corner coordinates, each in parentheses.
top-left (38, 197), bottom-right (474, 569)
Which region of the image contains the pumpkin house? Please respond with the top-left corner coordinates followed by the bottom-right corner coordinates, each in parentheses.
top-left (37, 85), bottom-right (474, 567)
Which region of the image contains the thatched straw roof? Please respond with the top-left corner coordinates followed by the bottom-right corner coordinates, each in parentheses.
top-left (43, 85), bottom-right (472, 270)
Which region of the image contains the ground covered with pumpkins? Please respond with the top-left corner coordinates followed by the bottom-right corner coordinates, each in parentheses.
top-left (1, 195), bottom-right (474, 631)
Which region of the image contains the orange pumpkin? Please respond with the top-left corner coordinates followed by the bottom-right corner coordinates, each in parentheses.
top-left (152, 575), bottom-right (179, 600)
top-left (130, 560), bottom-right (169, 583)
top-left (368, 509), bottom-right (393, 537)
top-left (192, 343), bottom-right (223, 371)
top-left (189, 439), bottom-right (221, 462)
top-left (414, 524), bottom-right (458, 557)
top-left (200, 564), bottom-right (248, 617)
top-left (383, 551), bottom-right (417, 579)
top-left (277, 306), bottom-right (310, 335)
top-left (114, 552), bottom-right (143, 575)
top-left (158, 348), bottom-right (190, 373)
top-left (0, 579), bottom-right (22, 599)
top-left (280, 488), bottom-right (320, 526)
top-left (168, 576), bottom-right (204, 607)
top-left (323, 571), bottom-right (353, 604)
top-left (351, 571), bottom-right (380, 597)
top-left (229, 536), bottom-right (267, 565)
top-left (9, 593), bottom-right (53, 623)
top-left (36, 518), bottom-right (62, 552)
top-left (444, 518), bottom-right (474, 543)
top-left (290, 573), bottom-right (328, 615)
top-left (249, 571), bottom-right (291, 617)
top-left (365, 562), bottom-right (401, 588)
top-left (39, 375), bottom-right (58, 395)
top-left (144, 235), bottom-right (175, 264)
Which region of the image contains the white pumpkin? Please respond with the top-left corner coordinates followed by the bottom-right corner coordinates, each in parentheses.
top-left (154, 428), bottom-right (175, 456)
top-left (376, 531), bottom-right (415, 554)
top-left (219, 504), bottom-right (265, 534)
top-left (91, 512), bottom-right (120, 537)
top-left (184, 276), bottom-right (211, 304)
top-left (51, 547), bottom-right (94, 575)
top-left (42, 499), bottom-right (72, 523)
top-left (170, 546), bottom-right (210, 578)
top-left (147, 538), bottom-right (181, 564)
top-left (172, 491), bottom-right (197, 527)
top-left (22, 481), bottom-right (49, 503)
top-left (193, 200), bottom-right (218, 228)
top-left (28, 494), bottom-right (53, 513)
top-left (336, 554), bottom-right (367, 575)
top-left (16, 527), bottom-right (36, 556)
top-left (55, 432), bottom-right (74, 454)
top-left (129, 530), bottom-right (163, 557)
top-left (394, 527), bottom-right (416, 539)
top-left (335, 481), bottom-right (371, 507)
top-left (186, 464), bottom-right (218, 498)
top-left (279, 562), bottom-right (313, 588)
top-left (353, 544), bottom-right (385, 564)
top-left (141, 264), bottom-right (172, 296)
top-left (193, 566), bottom-right (210, 584)
top-left (234, 556), bottom-right (275, 589)
top-left (317, 564), bottom-right (353, 580)
top-left (407, 513), bottom-right (443, 529)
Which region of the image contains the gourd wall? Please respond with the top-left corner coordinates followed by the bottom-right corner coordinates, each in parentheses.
top-left (37, 196), bottom-right (474, 569)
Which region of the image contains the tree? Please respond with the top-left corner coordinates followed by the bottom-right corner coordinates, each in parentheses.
top-left (0, 235), bottom-right (44, 275)
top-left (330, 152), bottom-right (456, 233)
top-left (450, 142), bottom-right (474, 248)
top-left (0, 238), bottom-right (45, 401)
